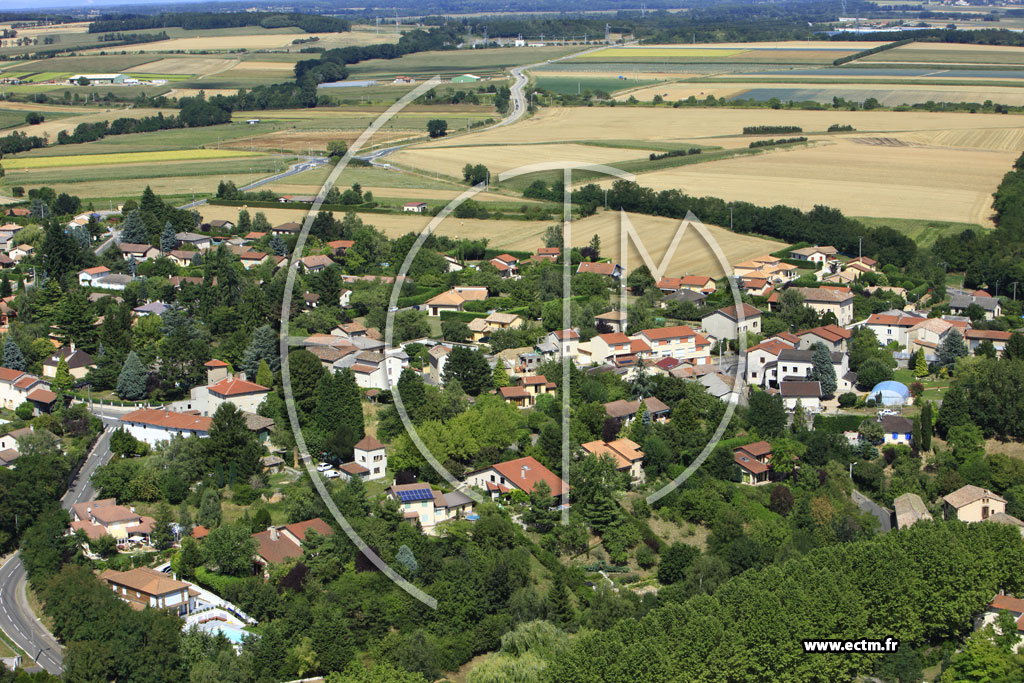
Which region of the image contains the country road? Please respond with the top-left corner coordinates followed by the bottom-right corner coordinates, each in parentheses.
top-left (177, 156), bottom-right (328, 211)
top-left (0, 421), bottom-right (116, 674)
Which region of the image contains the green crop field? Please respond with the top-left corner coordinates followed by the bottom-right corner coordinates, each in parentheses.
top-left (0, 109), bottom-right (29, 130)
top-left (533, 75), bottom-right (665, 95)
top-left (347, 46), bottom-right (578, 79)
top-left (1, 156), bottom-right (289, 187)
top-left (852, 216), bottom-right (983, 248)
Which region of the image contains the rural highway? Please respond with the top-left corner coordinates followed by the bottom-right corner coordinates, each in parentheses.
top-left (177, 156), bottom-right (328, 211)
top-left (0, 423), bottom-right (115, 674)
top-left (360, 40), bottom-right (630, 165)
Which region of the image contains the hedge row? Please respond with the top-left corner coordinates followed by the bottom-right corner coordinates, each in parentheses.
top-left (812, 414), bottom-right (864, 434)
top-left (833, 38), bottom-right (913, 67)
top-left (194, 566), bottom-right (248, 596)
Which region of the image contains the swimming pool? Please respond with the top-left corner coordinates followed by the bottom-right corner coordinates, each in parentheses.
top-left (196, 621), bottom-right (249, 644)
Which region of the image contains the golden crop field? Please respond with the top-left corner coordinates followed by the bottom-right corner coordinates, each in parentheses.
top-left (220, 129), bottom-right (422, 153)
top-left (10, 107), bottom-right (175, 140)
top-left (896, 127), bottom-right (1024, 152)
top-left (3, 148), bottom-right (264, 170)
top-left (436, 106), bottom-right (1024, 146)
top-left (616, 81), bottom-right (1024, 107)
top-left (391, 142), bottom-right (655, 178)
top-left (133, 57), bottom-right (236, 75)
top-left (578, 47), bottom-right (749, 58)
top-left (261, 184), bottom-right (532, 203)
top-left (601, 139), bottom-right (1014, 225)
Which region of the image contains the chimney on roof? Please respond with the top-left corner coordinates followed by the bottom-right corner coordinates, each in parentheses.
top-left (270, 527), bottom-right (279, 541)
top-left (130, 506), bottom-right (135, 513)
top-left (521, 465), bottom-right (529, 479)
top-left (70, 340), bottom-right (76, 353)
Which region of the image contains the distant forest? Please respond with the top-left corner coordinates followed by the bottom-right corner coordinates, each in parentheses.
top-left (88, 11), bottom-right (350, 34)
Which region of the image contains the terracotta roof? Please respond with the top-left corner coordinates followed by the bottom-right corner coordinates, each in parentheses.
top-left (537, 247), bottom-right (560, 255)
top-left (354, 434), bottom-right (385, 451)
top-left (274, 222), bottom-right (301, 232)
top-left (191, 525), bottom-right (210, 540)
top-left (27, 387), bottom-right (56, 404)
top-left (426, 290), bottom-right (466, 307)
top-left (910, 318), bottom-right (953, 335)
top-left (0, 367), bottom-right (27, 383)
top-left (81, 266), bottom-right (110, 275)
top-left (327, 239), bottom-right (354, 250)
top-left (734, 450), bottom-right (770, 474)
top-left (582, 438), bottom-right (644, 469)
top-left (747, 339), bottom-right (795, 356)
top-left (710, 303), bottom-right (761, 322)
top-left (100, 567), bottom-right (189, 597)
top-left (791, 245), bottom-right (837, 257)
top-left (966, 329), bottom-right (1012, 341)
top-left (990, 594), bottom-right (1024, 614)
top-left (121, 409), bottom-right (212, 432)
top-left (482, 456), bottom-right (568, 495)
top-left (239, 251), bottom-right (268, 262)
top-left (336, 462), bottom-right (367, 475)
top-left (792, 286), bottom-right (853, 304)
top-left (943, 484), bottom-right (1007, 509)
top-left (640, 325), bottom-right (698, 341)
top-left (577, 262), bottom-right (619, 275)
top-left (595, 310), bottom-right (626, 321)
top-left (630, 339), bottom-right (651, 354)
top-left (798, 324), bottom-right (852, 343)
top-left (253, 518), bottom-right (333, 564)
top-left (736, 441), bottom-right (772, 458)
top-left (208, 376), bottom-right (269, 397)
top-left (499, 386), bottom-right (531, 400)
top-left (597, 332), bottom-right (630, 345)
top-left (350, 364), bottom-right (376, 374)
top-left (204, 359), bottom-right (229, 368)
top-left (521, 375), bottom-right (547, 385)
top-left (866, 313), bottom-right (920, 327)
top-left (552, 328), bottom-right (579, 340)
top-left (301, 254), bottom-right (333, 269)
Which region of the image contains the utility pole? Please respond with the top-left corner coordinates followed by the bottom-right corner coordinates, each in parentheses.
top-left (730, 207), bottom-right (733, 231)
top-left (1012, 281), bottom-right (1019, 301)
top-left (858, 236), bottom-right (863, 259)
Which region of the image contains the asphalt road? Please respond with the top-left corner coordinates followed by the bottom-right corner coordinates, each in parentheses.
top-left (0, 424), bottom-right (114, 674)
top-left (177, 157), bottom-right (328, 211)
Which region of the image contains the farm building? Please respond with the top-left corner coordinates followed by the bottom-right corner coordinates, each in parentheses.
top-left (68, 74), bottom-right (125, 85)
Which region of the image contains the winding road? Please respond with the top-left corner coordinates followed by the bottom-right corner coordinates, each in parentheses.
top-left (0, 421), bottom-right (116, 674)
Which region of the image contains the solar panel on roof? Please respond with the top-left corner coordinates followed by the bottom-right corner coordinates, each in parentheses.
top-left (396, 488), bottom-right (433, 502)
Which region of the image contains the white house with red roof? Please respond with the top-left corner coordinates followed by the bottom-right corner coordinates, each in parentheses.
top-left (465, 455), bottom-right (569, 500)
top-left (582, 438), bottom-right (645, 482)
top-left (540, 328), bottom-right (580, 359)
top-left (71, 498), bottom-right (156, 545)
top-left (976, 594), bottom-right (1024, 653)
top-left (635, 325), bottom-right (711, 364)
top-left (181, 362), bottom-right (270, 416)
top-left (733, 441), bottom-right (774, 485)
top-left (586, 332), bottom-right (634, 366)
top-left (576, 261), bottom-right (622, 278)
top-left (966, 329), bottom-right (1012, 355)
top-left (745, 338), bottom-right (796, 387)
top-left (862, 311), bottom-right (924, 347)
top-left (78, 266), bottom-right (111, 287)
top-left (351, 434), bottom-right (387, 481)
top-left (0, 366), bottom-right (56, 413)
top-left (490, 254), bottom-right (520, 279)
top-left (120, 408), bottom-right (213, 446)
top-left (656, 275), bottom-right (715, 294)
top-left (795, 324), bottom-right (853, 353)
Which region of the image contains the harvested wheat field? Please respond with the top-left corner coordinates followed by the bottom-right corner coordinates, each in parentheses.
top-left (616, 81), bottom-right (1024, 106)
top-left (423, 106), bottom-right (1024, 147)
top-left (228, 60), bottom-right (299, 72)
top-left (392, 143), bottom-right (656, 178)
top-left (132, 58), bottom-right (233, 75)
top-left (261, 184), bottom-right (538, 203)
top-left (9, 107), bottom-right (177, 139)
top-left (894, 127), bottom-right (1024, 152)
top-left (605, 139), bottom-right (1014, 224)
top-left (220, 130), bottom-right (421, 154)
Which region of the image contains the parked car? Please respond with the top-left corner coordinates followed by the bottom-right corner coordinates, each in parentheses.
top-left (878, 409), bottom-right (898, 417)
top-left (324, 469), bottom-right (341, 479)
top-left (316, 462), bottom-right (331, 472)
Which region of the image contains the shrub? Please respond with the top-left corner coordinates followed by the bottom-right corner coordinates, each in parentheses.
top-left (837, 392), bottom-right (857, 408)
top-left (14, 402), bottom-right (34, 420)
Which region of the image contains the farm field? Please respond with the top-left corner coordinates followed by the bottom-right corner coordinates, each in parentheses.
top-left (2, 148), bottom-right (265, 170)
top-left (598, 138), bottom-right (1014, 225)
top-left (852, 216), bottom-right (983, 248)
top-left (390, 142), bottom-right (658, 179)
top-left (616, 81), bottom-right (1024, 106)
top-left (565, 41), bottom-right (884, 65)
top-left (8, 107), bottom-right (174, 141)
top-left (195, 204), bottom-right (782, 272)
top-left (417, 105), bottom-right (1024, 146)
top-left (861, 42), bottom-right (1024, 65)
top-left (534, 75), bottom-right (667, 95)
top-left (346, 46), bottom-right (578, 79)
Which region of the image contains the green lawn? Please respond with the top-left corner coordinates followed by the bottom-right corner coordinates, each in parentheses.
top-left (852, 216), bottom-right (983, 248)
top-left (893, 368), bottom-right (950, 404)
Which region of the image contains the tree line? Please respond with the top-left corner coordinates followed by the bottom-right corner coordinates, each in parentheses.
top-left (88, 11), bottom-right (351, 34)
top-left (54, 101), bottom-right (229, 145)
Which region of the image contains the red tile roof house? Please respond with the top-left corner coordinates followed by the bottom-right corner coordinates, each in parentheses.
top-left (118, 243), bottom-right (159, 262)
top-left (465, 456), bottom-right (569, 501)
top-left (795, 324), bottom-right (852, 353)
top-left (252, 518), bottom-right (333, 574)
top-left (656, 275), bottom-right (715, 294)
top-left (576, 261), bottom-right (623, 278)
top-left (300, 254), bottom-right (334, 272)
top-left (635, 325), bottom-right (711, 365)
top-left (733, 441), bottom-right (774, 485)
top-left (71, 498), bottom-right (156, 547)
top-left (187, 375), bottom-right (271, 416)
top-left (701, 303), bottom-right (762, 342)
top-left (120, 408), bottom-right (213, 446)
top-left (582, 438), bottom-right (646, 483)
top-left (975, 594), bottom-right (1024, 652)
top-left (100, 567), bottom-right (196, 615)
top-left (490, 254), bottom-right (520, 279)
top-left (966, 329), bottom-right (1013, 355)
